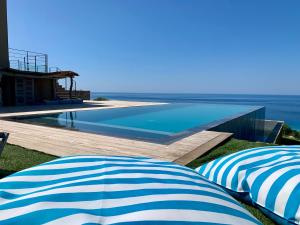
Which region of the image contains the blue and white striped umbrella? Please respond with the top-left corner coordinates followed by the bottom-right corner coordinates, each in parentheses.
top-left (196, 146), bottom-right (300, 225)
top-left (0, 155), bottom-right (261, 225)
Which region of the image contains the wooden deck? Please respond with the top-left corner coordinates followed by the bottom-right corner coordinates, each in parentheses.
top-left (0, 100), bottom-right (232, 165)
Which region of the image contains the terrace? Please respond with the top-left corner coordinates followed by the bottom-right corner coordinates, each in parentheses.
top-left (0, 1), bottom-right (297, 225)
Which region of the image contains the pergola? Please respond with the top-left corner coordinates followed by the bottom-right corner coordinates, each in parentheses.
top-left (0, 68), bottom-right (79, 99)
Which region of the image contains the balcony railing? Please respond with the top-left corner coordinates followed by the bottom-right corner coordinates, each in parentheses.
top-left (9, 48), bottom-right (48, 73)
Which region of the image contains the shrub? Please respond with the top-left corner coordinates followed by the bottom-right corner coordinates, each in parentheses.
top-left (94, 97), bottom-right (108, 101)
top-left (282, 124), bottom-right (300, 140)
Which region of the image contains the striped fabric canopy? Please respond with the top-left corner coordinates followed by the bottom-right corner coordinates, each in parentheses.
top-left (0, 155), bottom-right (261, 225)
top-left (195, 146), bottom-right (300, 225)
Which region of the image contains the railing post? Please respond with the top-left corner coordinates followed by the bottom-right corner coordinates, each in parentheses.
top-left (23, 57), bottom-right (26, 71)
top-left (69, 77), bottom-right (73, 99)
top-left (26, 51), bottom-right (29, 71)
top-left (34, 56), bottom-right (37, 72)
top-left (74, 80), bottom-right (77, 98)
top-left (45, 54), bottom-right (48, 73)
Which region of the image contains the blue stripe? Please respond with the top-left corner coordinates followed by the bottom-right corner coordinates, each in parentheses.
top-left (265, 169), bottom-right (300, 211)
top-left (284, 183), bottom-right (300, 223)
top-left (0, 201), bottom-right (260, 225)
top-left (0, 188), bottom-right (239, 210)
top-left (12, 162), bottom-right (194, 176)
top-left (229, 153), bottom-right (294, 190)
top-left (0, 168), bottom-right (208, 189)
top-left (219, 150), bottom-right (283, 188)
top-left (250, 161), bottom-right (299, 202)
top-left (0, 177), bottom-right (219, 200)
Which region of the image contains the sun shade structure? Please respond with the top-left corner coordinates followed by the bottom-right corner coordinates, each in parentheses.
top-left (0, 155), bottom-right (261, 225)
top-left (0, 68), bottom-right (78, 79)
top-left (195, 145), bottom-right (300, 225)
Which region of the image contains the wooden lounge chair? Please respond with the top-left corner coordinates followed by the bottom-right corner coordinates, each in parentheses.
top-left (0, 132), bottom-right (9, 156)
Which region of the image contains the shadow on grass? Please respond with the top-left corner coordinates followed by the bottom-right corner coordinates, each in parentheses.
top-left (0, 169), bottom-right (15, 179)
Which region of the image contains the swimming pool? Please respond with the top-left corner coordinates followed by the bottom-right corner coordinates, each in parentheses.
top-left (9, 103), bottom-right (265, 143)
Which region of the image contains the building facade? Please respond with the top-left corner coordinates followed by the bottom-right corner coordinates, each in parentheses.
top-left (0, 0), bottom-right (90, 106)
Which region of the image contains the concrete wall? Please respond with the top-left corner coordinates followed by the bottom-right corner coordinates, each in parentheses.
top-left (0, 0), bottom-right (9, 107)
top-left (0, 0), bottom-right (9, 69)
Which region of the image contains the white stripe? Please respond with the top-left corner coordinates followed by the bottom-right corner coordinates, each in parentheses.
top-left (257, 165), bottom-right (300, 206)
top-left (0, 172), bottom-right (217, 196)
top-left (273, 174), bottom-right (300, 217)
top-left (237, 167), bottom-right (267, 193)
top-left (3, 165), bottom-right (198, 183)
top-left (0, 182), bottom-right (226, 206)
top-left (208, 148), bottom-right (273, 182)
top-left (225, 151), bottom-right (287, 188)
top-left (246, 157), bottom-right (300, 189)
top-left (252, 155), bottom-right (295, 168)
top-left (207, 157), bottom-right (230, 180)
top-left (43, 155), bottom-right (166, 165)
top-left (20, 159), bottom-right (181, 171)
top-left (44, 210), bottom-right (259, 225)
top-left (0, 194), bottom-right (246, 221)
top-left (202, 161), bottom-right (214, 176)
top-left (236, 155), bottom-right (294, 192)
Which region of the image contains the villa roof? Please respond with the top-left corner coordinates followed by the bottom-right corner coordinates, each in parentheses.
top-left (0, 68), bottom-right (79, 79)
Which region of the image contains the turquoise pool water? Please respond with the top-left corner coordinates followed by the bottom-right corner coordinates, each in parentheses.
top-left (11, 103), bottom-right (261, 143)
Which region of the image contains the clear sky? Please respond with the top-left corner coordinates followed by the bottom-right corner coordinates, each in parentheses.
top-left (7, 0), bottom-right (300, 94)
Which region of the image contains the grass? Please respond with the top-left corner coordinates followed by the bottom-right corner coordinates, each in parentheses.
top-left (0, 144), bottom-right (57, 178)
top-left (242, 203), bottom-right (276, 225)
top-left (0, 139), bottom-right (277, 224)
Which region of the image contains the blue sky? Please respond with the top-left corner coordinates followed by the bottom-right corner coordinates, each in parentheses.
top-left (7, 0), bottom-right (300, 94)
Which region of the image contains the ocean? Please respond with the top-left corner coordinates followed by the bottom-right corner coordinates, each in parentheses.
top-left (91, 93), bottom-right (300, 131)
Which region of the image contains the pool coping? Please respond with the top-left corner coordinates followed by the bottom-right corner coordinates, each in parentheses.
top-left (0, 100), bottom-right (166, 118)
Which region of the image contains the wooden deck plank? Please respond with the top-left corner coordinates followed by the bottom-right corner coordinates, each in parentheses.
top-left (0, 119), bottom-right (232, 165)
top-left (174, 132), bottom-right (232, 165)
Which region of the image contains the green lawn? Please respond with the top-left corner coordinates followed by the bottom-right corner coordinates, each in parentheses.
top-left (0, 139), bottom-right (277, 224)
top-left (0, 144), bottom-right (57, 178)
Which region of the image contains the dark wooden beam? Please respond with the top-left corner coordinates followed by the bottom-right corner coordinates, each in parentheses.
top-left (69, 77), bottom-right (73, 99)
